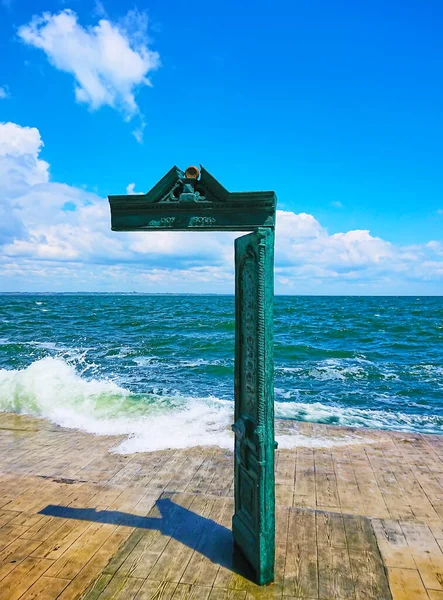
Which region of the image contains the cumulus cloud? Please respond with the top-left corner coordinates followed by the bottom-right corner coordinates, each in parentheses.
top-left (126, 182), bottom-right (143, 195)
top-left (0, 86), bottom-right (10, 99)
top-left (18, 9), bottom-right (160, 141)
top-left (0, 121), bottom-right (442, 293)
top-left (0, 122), bottom-right (50, 244)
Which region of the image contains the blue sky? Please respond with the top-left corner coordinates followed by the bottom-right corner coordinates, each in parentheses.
top-left (0, 0), bottom-right (442, 294)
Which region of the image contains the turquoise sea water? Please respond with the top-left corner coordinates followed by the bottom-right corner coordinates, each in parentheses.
top-left (0, 294), bottom-right (442, 452)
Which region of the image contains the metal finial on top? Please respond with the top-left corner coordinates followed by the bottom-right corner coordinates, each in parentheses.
top-left (185, 165), bottom-right (200, 179)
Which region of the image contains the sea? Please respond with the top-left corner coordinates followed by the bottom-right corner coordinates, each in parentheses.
top-left (0, 294), bottom-right (442, 453)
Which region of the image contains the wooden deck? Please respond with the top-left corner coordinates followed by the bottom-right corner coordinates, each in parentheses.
top-left (1, 414), bottom-right (443, 599)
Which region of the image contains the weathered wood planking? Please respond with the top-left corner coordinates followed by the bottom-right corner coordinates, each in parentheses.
top-left (4, 413), bottom-right (443, 598)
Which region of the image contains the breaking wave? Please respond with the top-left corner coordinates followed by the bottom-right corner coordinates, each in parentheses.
top-left (0, 357), bottom-right (441, 453)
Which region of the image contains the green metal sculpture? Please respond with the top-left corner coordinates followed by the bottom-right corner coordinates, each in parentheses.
top-left (108, 166), bottom-right (277, 585)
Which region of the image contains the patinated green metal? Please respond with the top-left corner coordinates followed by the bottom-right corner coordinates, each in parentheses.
top-left (108, 166), bottom-right (275, 232)
top-left (108, 166), bottom-right (276, 585)
top-left (233, 228), bottom-right (275, 585)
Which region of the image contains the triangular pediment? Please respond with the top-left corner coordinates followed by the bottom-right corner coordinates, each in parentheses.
top-left (108, 165), bottom-right (277, 232)
top-left (141, 165), bottom-right (229, 204)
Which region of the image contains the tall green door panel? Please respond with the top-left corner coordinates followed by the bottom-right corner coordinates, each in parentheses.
top-left (233, 228), bottom-right (275, 585)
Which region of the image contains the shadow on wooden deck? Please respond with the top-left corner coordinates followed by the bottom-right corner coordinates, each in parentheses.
top-left (39, 493), bottom-right (256, 582)
top-left (39, 492), bottom-right (392, 599)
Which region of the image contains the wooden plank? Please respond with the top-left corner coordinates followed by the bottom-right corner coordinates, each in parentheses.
top-left (387, 568), bottom-right (429, 600)
top-left (430, 521), bottom-right (443, 541)
top-left (185, 451), bottom-right (217, 496)
top-left (316, 510), bottom-right (347, 549)
top-left (211, 498), bottom-right (253, 594)
top-left (147, 495), bottom-right (216, 583)
top-left (317, 543), bottom-right (354, 599)
top-left (171, 583), bottom-right (212, 600)
top-left (393, 466), bottom-right (441, 520)
top-left (96, 574), bottom-right (144, 599)
top-left (276, 485), bottom-right (294, 508)
top-left (276, 452), bottom-right (296, 488)
top-left (412, 552), bottom-right (443, 592)
top-left (0, 557), bottom-right (53, 600)
top-left (115, 495), bottom-right (196, 580)
top-left (371, 519), bottom-right (415, 569)
top-left (88, 486), bottom-right (123, 509)
top-left (8, 511), bottom-right (45, 529)
top-left (134, 494), bottom-right (161, 517)
top-left (0, 524), bottom-right (30, 551)
top-left (343, 515), bottom-right (379, 553)
top-left (31, 519), bottom-right (92, 560)
top-left (209, 590), bottom-right (246, 600)
top-left (294, 449), bottom-right (315, 508)
top-left (333, 457), bottom-right (364, 515)
top-left (135, 580), bottom-right (178, 600)
top-left (348, 550), bottom-right (391, 600)
top-left (168, 457), bottom-right (206, 495)
top-left (0, 537), bottom-right (42, 581)
top-left (57, 527), bottom-right (132, 600)
top-left (116, 529), bottom-right (171, 580)
top-left (20, 516), bottom-right (68, 543)
top-left (274, 507), bottom-right (290, 589)
top-left (45, 522), bottom-right (115, 579)
top-left (400, 521), bottom-right (442, 555)
top-left (205, 458), bottom-right (233, 497)
top-left (349, 453), bottom-right (389, 518)
top-left (314, 453), bottom-right (336, 499)
top-left (107, 462), bottom-right (143, 487)
top-left (82, 574), bottom-right (113, 600)
top-left (283, 509), bottom-right (318, 598)
top-left (107, 487), bottom-right (149, 513)
top-left (180, 498), bottom-right (231, 587)
top-left (0, 510), bottom-right (24, 528)
top-left (17, 576), bottom-right (70, 600)
top-left (104, 529), bottom-right (146, 576)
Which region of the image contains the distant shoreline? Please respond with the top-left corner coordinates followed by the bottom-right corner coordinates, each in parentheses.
top-left (1, 292), bottom-right (442, 297)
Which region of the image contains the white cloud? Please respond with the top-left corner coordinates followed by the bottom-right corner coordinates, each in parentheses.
top-left (0, 122), bottom-right (442, 293)
top-left (94, 1), bottom-right (107, 18)
top-left (126, 182), bottom-right (144, 195)
top-left (0, 122), bottom-right (47, 161)
top-left (18, 9), bottom-right (160, 141)
top-left (331, 201), bottom-right (343, 208)
top-left (0, 86), bottom-right (10, 99)
top-left (132, 120), bottom-right (146, 144)
top-left (0, 122), bottom-right (50, 245)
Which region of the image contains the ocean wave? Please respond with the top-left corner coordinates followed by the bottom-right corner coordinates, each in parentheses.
top-left (0, 357), bottom-right (234, 453)
top-left (0, 357), bottom-right (442, 454)
top-left (275, 400), bottom-right (443, 432)
top-left (276, 359), bottom-right (396, 382)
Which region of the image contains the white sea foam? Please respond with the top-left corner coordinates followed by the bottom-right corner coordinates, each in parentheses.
top-left (25, 341), bottom-right (59, 351)
top-left (275, 399), bottom-right (443, 432)
top-left (0, 357), bottom-right (440, 454)
top-left (179, 358), bottom-right (228, 368)
top-left (0, 357), bottom-right (234, 452)
top-left (309, 359), bottom-right (369, 381)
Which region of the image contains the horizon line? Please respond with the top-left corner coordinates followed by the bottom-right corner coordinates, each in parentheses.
top-left (0, 292), bottom-right (442, 298)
